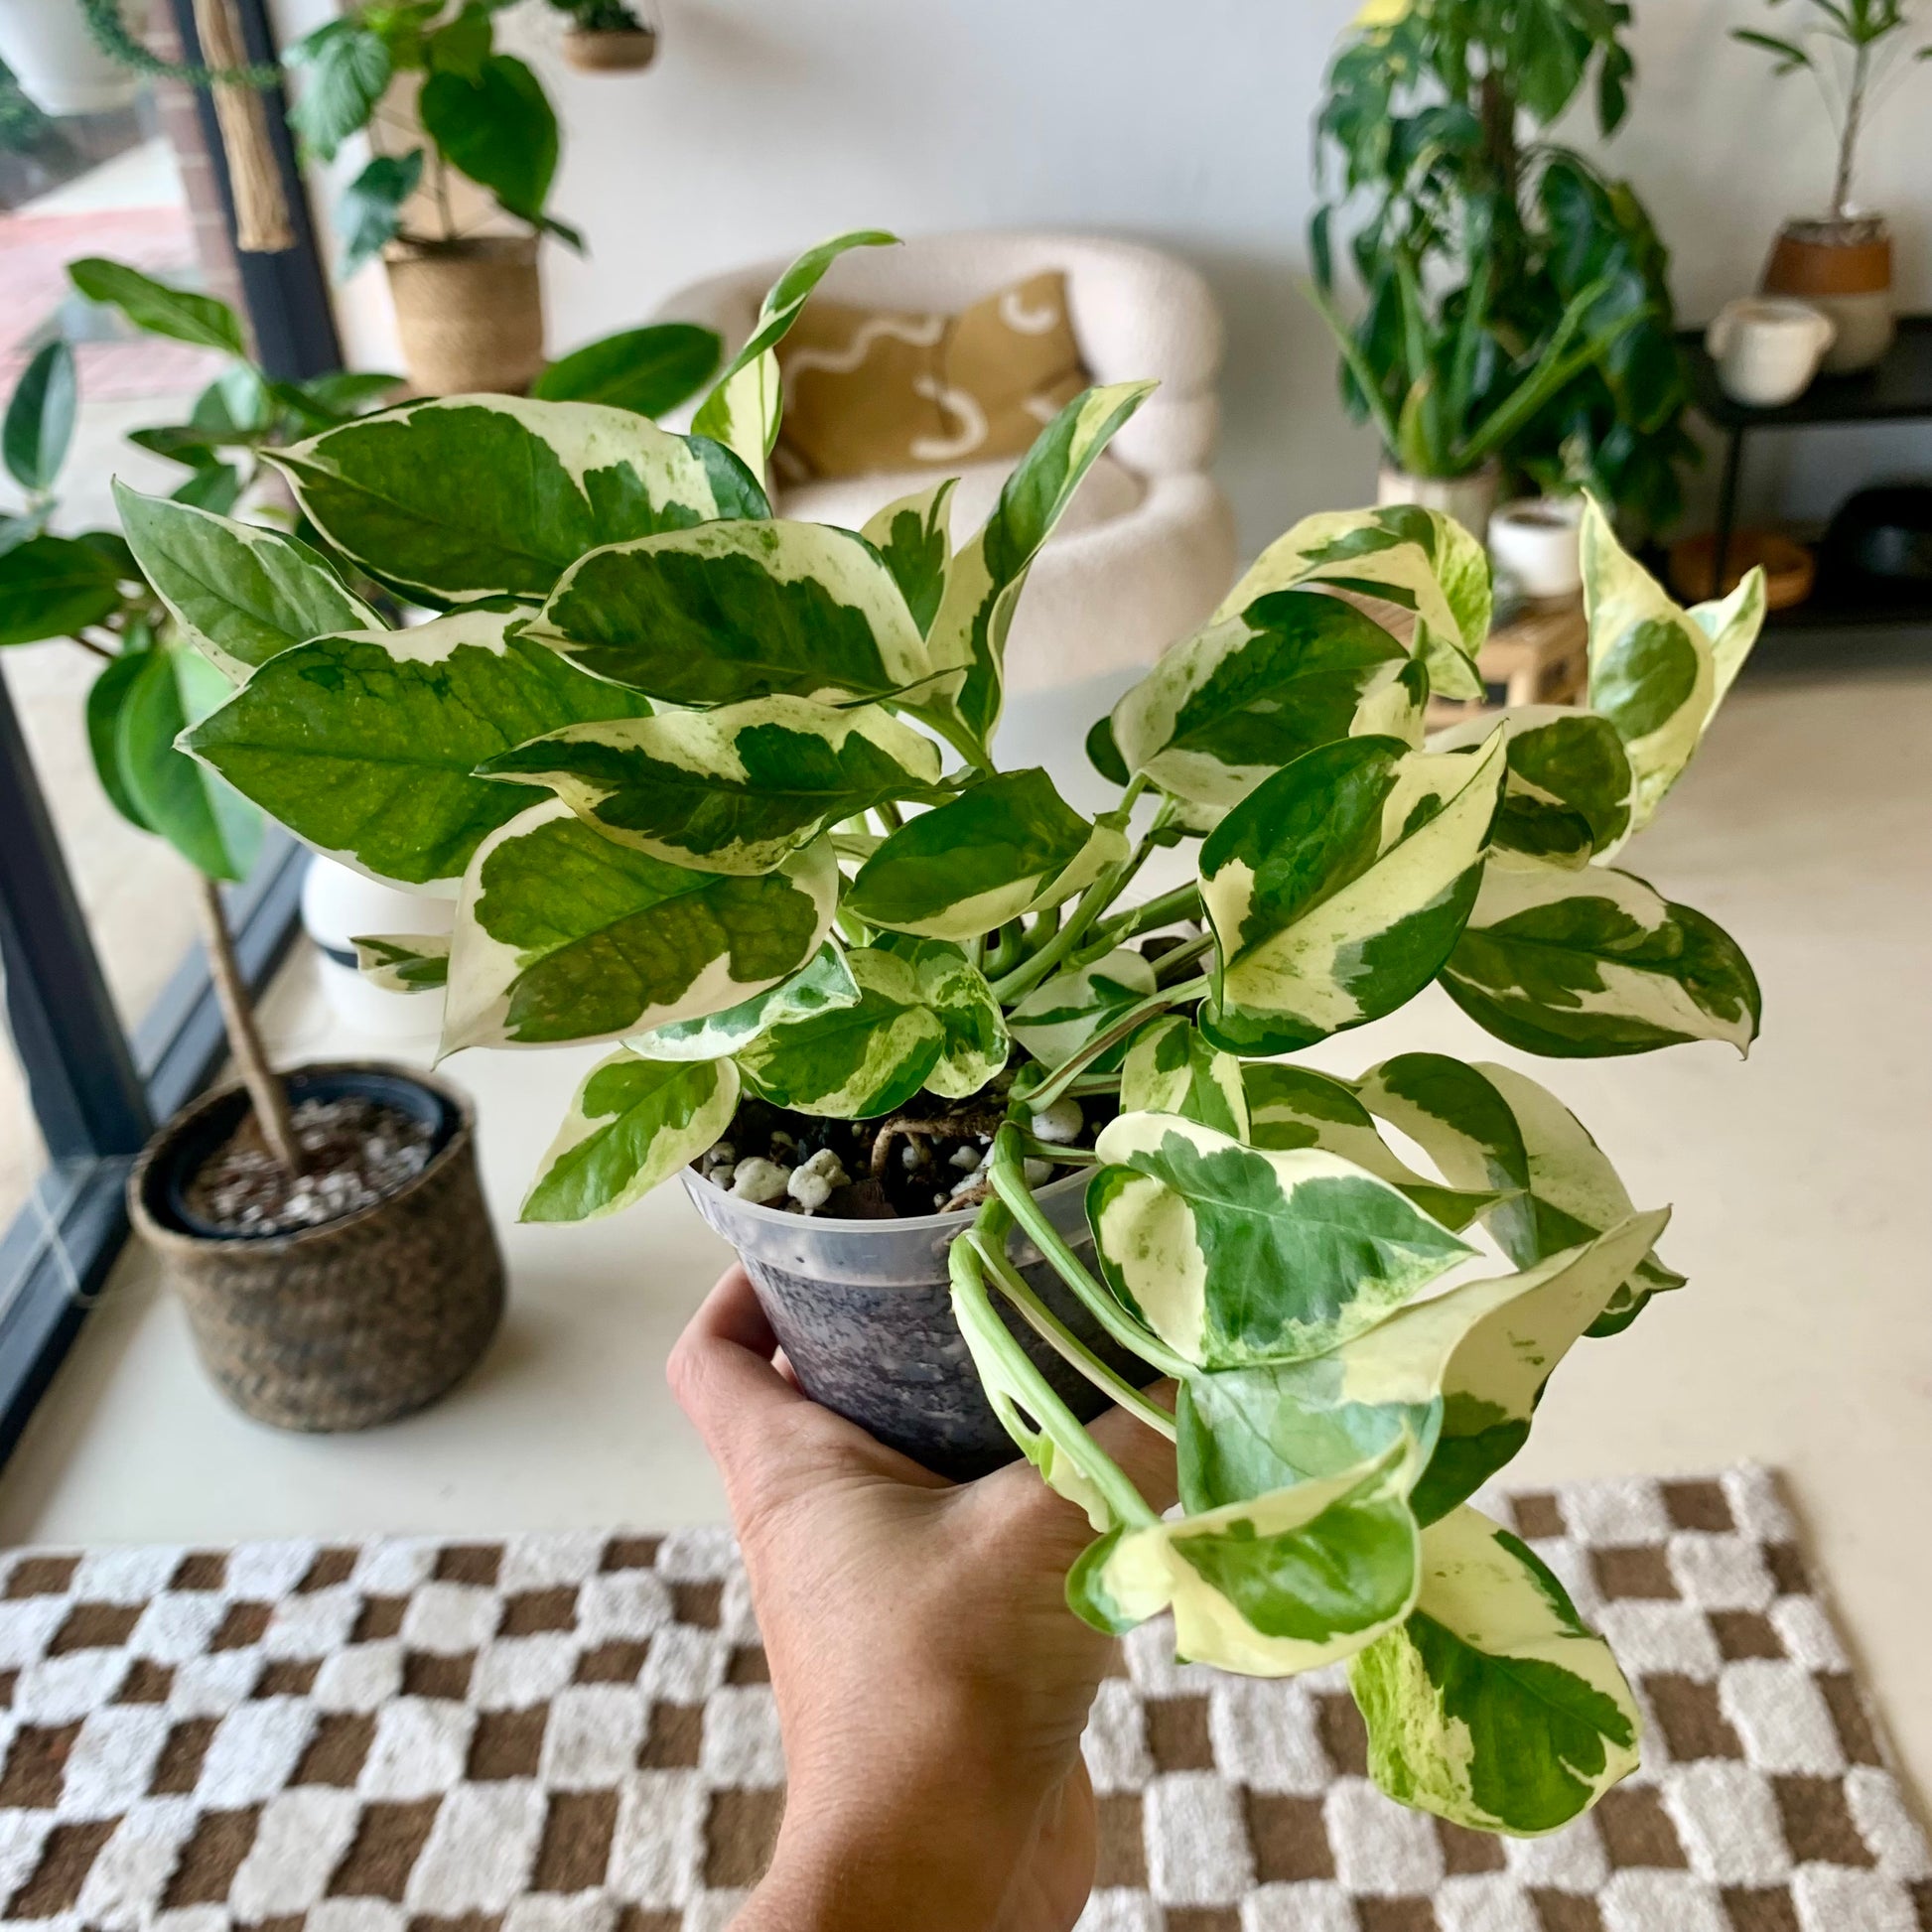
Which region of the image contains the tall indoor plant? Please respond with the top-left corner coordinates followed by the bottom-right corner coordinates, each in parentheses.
top-left (134, 229), bottom-right (1768, 1837)
top-left (1313, 0), bottom-right (1696, 539)
top-left (1738, 0), bottom-right (1930, 370)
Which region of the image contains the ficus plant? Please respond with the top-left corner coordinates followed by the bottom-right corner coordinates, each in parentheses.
top-left (109, 230), bottom-right (1765, 1836)
top-left (1313, 0), bottom-right (1696, 533)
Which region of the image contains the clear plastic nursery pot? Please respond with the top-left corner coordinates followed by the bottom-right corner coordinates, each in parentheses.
top-left (683, 1166), bottom-right (1139, 1479)
top-left (130, 1062), bottom-right (506, 1433)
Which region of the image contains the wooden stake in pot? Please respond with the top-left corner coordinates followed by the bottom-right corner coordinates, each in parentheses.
top-left (195, 873), bottom-right (304, 1174)
top-left (189, 0), bottom-right (293, 253)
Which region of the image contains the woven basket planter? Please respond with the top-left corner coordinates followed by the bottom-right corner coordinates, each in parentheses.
top-left (563, 26), bottom-right (656, 70)
top-left (129, 1062), bottom-right (505, 1433)
top-left (384, 235), bottom-right (545, 396)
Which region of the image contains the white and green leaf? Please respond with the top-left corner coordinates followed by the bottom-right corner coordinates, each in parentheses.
top-left (273, 394), bottom-right (768, 604)
top-left (111, 483), bottom-right (379, 681)
top-left (1110, 588), bottom-right (1423, 810)
top-left (862, 478), bottom-right (955, 638)
top-left (1086, 1111), bottom-right (1472, 1370)
top-left (1432, 704), bottom-right (1633, 869)
top-left (1348, 1506), bottom-right (1641, 1835)
top-left (629, 942), bottom-right (859, 1061)
top-left (1582, 496), bottom-right (1764, 836)
top-left (844, 766), bottom-right (1101, 941)
top-left (875, 934), bottom-right (1010, 1100)
top-left (181, 608), bottom-right (652, 888)
top-left (477, 696), bottom-right (942, 875)
top-left (1120, 1016), bottom-right (1249, 1139)
top-left (531, 518), bottom-right (929, 705)
top-left (522, 1049), bottom-right (739, 1223)
top-left (1006, 947), bottom-right (1157, 1072)
top-left (443, 798), bottom-right (838, 1052)
top-left (1443, 856), bottom-right (1761, 1059)
top-left (1357, 1052), bottom-right (1683, 1334)
top-left (1198, 732), bottom-right (1506, 1054)
top-left (351, 932), bottom-right (450, 993)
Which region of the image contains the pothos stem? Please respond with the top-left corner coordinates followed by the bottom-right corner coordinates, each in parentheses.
top-left (1026, 974), bottom-right (1210, 1112)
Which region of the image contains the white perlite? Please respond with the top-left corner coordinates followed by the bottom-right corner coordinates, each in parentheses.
top-left (1030, 1096), bottom-right (1085, 1143)
top-left (785, 1148), bottom-right (847, 1212)
top-left (728, 1157), bottom-right (790, 1204)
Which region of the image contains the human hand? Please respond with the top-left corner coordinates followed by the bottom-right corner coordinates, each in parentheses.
top-left (667, 1265), bottom-right (1175, 1932)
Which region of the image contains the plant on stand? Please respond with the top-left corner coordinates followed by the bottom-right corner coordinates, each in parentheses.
top-left (144, 228), bottom-right (1769, 1835)
top-left (546, 0), bottom-right (658, 73)
top-left (1313, 0), bottom-right (1696, 541)
top-left (0, 260), bottom-right (507, 1432)
top-left (1738, 0), bottom-right (1930, 371)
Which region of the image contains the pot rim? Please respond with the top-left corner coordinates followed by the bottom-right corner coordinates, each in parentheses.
top-left (683, 1159), bottom-right (1087, 1234)
top-left (128, 1058), bottom-right (477, 1257)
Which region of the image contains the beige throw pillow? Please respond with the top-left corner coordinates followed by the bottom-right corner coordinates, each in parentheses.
top-left (773, 271), bottom-right (1089, 482)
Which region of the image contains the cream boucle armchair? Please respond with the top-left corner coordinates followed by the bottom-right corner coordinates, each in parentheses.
top-left (652, 231), bottom-right (1237, 695)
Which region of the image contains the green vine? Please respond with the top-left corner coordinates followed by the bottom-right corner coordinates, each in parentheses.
top-left (80, 0), bottom-right (281, 90)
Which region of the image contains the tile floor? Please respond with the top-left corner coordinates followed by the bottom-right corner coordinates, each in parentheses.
top-left (0, 657), bottom-right (1926, 1808)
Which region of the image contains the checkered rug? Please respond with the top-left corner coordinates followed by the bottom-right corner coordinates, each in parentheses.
top-left (0, 1468), bottom-right (1923, 1931)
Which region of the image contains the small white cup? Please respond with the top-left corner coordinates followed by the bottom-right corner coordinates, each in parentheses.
top-left (1488, 495), bottom-right (1585, 600)
top-left (1706, 298), bottom-right (1837, 408)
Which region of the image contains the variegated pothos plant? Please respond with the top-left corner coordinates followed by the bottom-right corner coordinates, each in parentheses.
top-left (109, 231), bottom-right (1767, 1839)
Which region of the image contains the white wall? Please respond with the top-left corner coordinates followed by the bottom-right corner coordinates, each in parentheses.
top-left (302, 0), bottom-right (1932, 550)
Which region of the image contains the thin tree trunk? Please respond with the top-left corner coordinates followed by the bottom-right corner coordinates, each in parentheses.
top-left (195, 874), bottom-right (305, 1173)
top-left (1834, 41), bottom-right (1868, 223)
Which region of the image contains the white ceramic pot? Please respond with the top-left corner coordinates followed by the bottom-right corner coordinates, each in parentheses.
top-left (1376, 460), bottom-right (1501, 544)
top-left (1705, 298), bottom-right (1837, 408)
top-left (1488, 495), bottom-right (1585, 600)
top-left (300, 856), bottom-right (455, 1039)
top-left (0, 0), bottom-right (150, 117)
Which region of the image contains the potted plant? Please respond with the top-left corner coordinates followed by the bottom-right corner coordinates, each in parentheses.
top-left (0, 262), bottom-right (509, 1431)
top-left (548, 0), bottom-right (658, 73)
top-left (1313, 0), bottom-right (1697, 543)
top-left (154, 227), bottom-right (1768, 1836)
top-left (1736, 0), bottom-right (1930, 372)
top-left (280, 0), bottom-right (584, 393)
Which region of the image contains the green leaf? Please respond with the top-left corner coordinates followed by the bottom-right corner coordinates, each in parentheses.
top-left (350, 932), bottom-right (450, 992)
top-left (532, 324), bottom-right (723, 419)
top-left (1348, 1507), bottom-right (1640, 1834)
top-left (112, 483), bottom-right (380, 681)
top-left (285, 18), bottom-right (391, 161)
top-left (1199, 732), bottom-right (1505, 1054)
top-left (845, 767), bottom-right (1102, 941)
top-left (532, 518), bottom-right (929, 705)
top-left (171, 464), bottom-right (244, 515)
top-left (913, 380), bottom-right (1156, 750)
top-left (693, 230), bottom-right (898, 477)
top-left (1086, 1111), bottom-right (1471, 1370)
top-left (1241, 1063), bottom-right (1494, 1231)
top-left (875, 934), bottom-right (1010, 1101)
top-left (1006, 947), bottom-right (1157, 1073)
top-left (734, 945), bottom-right (945, 1118)
top-left (420, 54), bottom-right (557, 222)
top-left (630, 942), bottom-right (859, 1061)
top-left (423, 2), bottom-right (492, 80)
top-left (1442, 858), bottom-right (1761, 1059)
top-left (0, 533), bottom-right (124, 646)
top-left (1120, 1017), bottom-right (1249, 1139)
top-left (68, 258), bottom-right (245, 357)
top-left (183, 608), bottom-right (653, 888)
top-left (1582, 497), bottom-right (1764, 834)
top-left (1179, 1213), bottom-right (1668, 1522)
top-left (861, 479), bottom-right (956, 638)
top-left (1071, 1450), bottom-right (1422, 1675)
top-left (117, 644), bottom-right (262, 881)
top-left (444, 799), bottom-right (838, 1051)
top-left (522, 1049), bottom-right (738, 1223)
top-left (338, 151), bottom-right (425, 282)
top-left (1435, 705), bottom-right (1633, 868)
top-left (273, 395), bottom-right (768, 605)
top-left (479, 695), bottom-right (942, 876)
top-left (1213, 504), bottom-right (1490, 702)
top-left (1111, 588), bottom-right (1421, 810)
top-left (1358, 1052), bottom-right (1683, 1335)
top-left (4, 341), bottom-right (76, 494)
top-left (85, 649), bottom-right (158, 832)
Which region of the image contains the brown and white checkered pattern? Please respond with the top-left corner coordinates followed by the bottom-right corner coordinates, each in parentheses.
top-left (0, 1469), bottom-right (1923, 1931)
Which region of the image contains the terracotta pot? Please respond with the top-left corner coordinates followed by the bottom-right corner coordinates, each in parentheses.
top-left (1761, 217), bottom-right (1894, 374)
top-left (130, 1062), bottom-right (505, 1432)
top-left (1376, 459), bottom-right (1501, 544)
top-left (682, 1168), bottom-right (1145, 1480)
top-left (563, 26), bottom-right (657, 71)
top-left (384, 235), bottom-right (545, 395)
